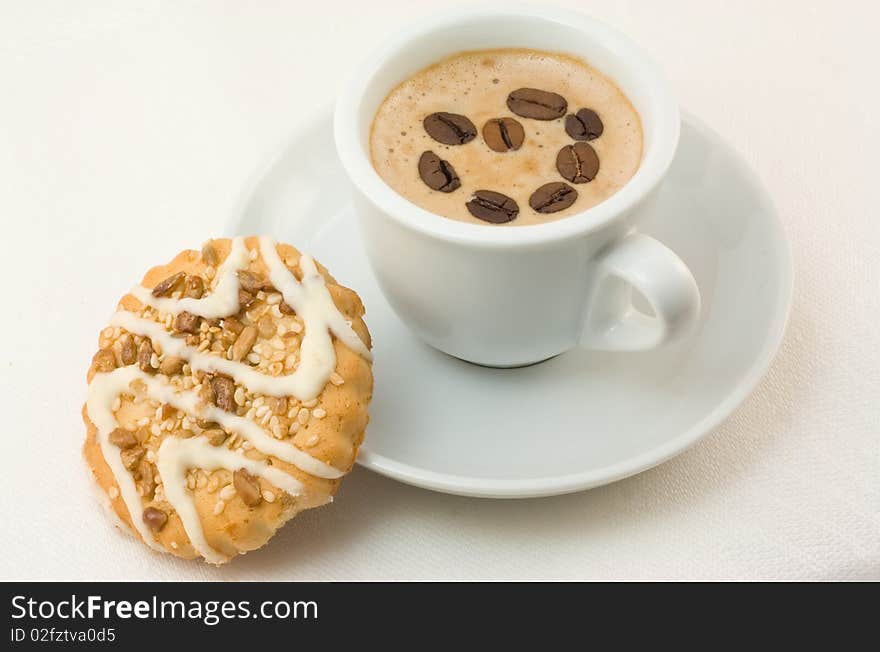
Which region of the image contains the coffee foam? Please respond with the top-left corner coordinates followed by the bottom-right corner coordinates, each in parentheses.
top-left (370, 48), bottom-right (643, 226)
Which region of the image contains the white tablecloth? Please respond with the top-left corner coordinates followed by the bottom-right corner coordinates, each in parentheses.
top-left (1, 0), bottom-right (877, 581)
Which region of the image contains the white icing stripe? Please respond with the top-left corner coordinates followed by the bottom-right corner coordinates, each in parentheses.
top-left (92, 360), bottom-right (343, 480)
top-left (130, 237), bottom-right (249, 318)
top-left (87, 366), bottom-right (339, 563)
top-left (121, 237), bottom-right (370, 402)
top-left (111, 311), bottom-right (324, 401)
top-left (198, 400), bottom-right (344, 479)
top-left (157, 436), bottom-right (303, 564)
top-left (259, 236), bottom-right (373, 361)
top-left (87, 366), bottom-right (169, 553)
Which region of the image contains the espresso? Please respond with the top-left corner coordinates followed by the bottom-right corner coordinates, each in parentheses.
top-left (370, 49), bottom-right (643, 226)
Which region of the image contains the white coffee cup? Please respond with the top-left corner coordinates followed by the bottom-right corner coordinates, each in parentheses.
top-left (334, 5), bottom-right (700, 367)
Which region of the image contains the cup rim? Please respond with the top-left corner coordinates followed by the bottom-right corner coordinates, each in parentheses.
top-left (334, 4), bottom-right (680, 249)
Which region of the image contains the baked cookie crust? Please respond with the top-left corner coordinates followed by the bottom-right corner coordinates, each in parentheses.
top-left (83, 236), bottom-right (373, 564)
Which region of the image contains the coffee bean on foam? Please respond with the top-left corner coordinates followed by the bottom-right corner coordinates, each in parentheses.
top-left (482, 117), bottom-right (525, 152)
top-left (529, 182), bottom-right (578, 214)
top-left (466, 190), bottom-right (519, 223)
top-left (418, 151), bottom-right (461, 193)
top-left (423, 112), bottom-right (477, 145)
top-left (506, 88), bottom-right (568, 120)
top-left (565, 108), bottom-right (604, 141)
top-left (556, 142), bottom-right (600, 184)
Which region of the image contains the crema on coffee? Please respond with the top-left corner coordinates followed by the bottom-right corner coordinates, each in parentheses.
top-left (370, 48), bottom-right (643, 226)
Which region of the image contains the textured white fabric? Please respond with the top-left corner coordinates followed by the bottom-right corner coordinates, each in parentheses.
top-left (0, 0), bottom-right (877, 581)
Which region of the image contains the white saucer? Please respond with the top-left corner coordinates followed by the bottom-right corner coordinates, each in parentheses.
top-left (227, 109), bottom-right (792, 498)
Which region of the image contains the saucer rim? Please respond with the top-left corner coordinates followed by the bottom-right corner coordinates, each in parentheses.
top-left (228, 108), bottom-right (794, 499)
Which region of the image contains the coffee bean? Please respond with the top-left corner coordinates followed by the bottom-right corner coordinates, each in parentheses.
top-left (423, 112), bottom-right (477, 145)
top-left (506, 88), bottom-right (567, 120)
top-left (482, 117), bottom-right (525, 152)
top-left (556, 142), bottom-right (600, 184)
top-left (565, 108), bottom-right (604, 141)
top-left (418, 151), bottom-right (461, 192)
top-left (529, 182), bottom-right (578, 214)
top-left (466, 190), bottom-right (519, 223)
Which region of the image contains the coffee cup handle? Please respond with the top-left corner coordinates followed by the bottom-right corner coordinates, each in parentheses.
top-left (581, 232), bottom-right (701, 351)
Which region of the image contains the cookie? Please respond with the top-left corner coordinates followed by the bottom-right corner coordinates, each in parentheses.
top-left (83, 236), bottom-right (373, 564)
